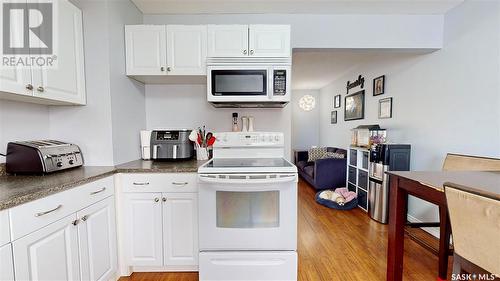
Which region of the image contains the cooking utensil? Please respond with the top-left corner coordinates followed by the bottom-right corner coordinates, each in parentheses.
top-left (207, 136), bottom-right (216, 147)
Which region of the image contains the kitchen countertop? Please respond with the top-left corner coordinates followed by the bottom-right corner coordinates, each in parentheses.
top-left (0, 159), bottom-right (204, 211)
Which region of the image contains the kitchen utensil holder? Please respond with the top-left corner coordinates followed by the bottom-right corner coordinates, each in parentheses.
top-left (196, 147), bottom-right (209, 161)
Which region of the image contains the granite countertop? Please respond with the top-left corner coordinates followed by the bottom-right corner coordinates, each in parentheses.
top-left (0, 159), bottom-right (204, 211)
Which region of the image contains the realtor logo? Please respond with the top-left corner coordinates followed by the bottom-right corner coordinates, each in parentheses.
top-left (1, 0), bottom-right (57, 67)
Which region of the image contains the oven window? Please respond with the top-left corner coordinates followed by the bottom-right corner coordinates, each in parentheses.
top-left (212, 70), bottom-right (267, 96)
top-left (216, 191), bottom-right (279, 228)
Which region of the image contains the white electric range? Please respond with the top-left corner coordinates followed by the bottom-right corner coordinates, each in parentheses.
top-left (197, 132), bottom-right (298, 281)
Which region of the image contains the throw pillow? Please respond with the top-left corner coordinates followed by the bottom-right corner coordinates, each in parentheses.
top-left (308, 147), bottom-right (327, 162)
top-left (322, 152), bottom-right (345, 159)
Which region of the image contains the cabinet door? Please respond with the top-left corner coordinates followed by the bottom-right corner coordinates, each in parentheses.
top-left (77, 197), bottom-right (117, 281)
top-left (125, 25), bottom-right (167, 75)
top-left (248, 25), bottom-right (290, 57)
top-left (166, 25), bottom-right (207, 75)
top-left (163, 193), bottom-right (198, 266)
top-left (13, 214), bottom-right (80, 281)
top-left (32, 0), bottom-right (86, 104)
top-left (207, 25), bottom-right (248, 57)
top-left (0, 244), bottom-right (14, 281)
top-left (124, 193), bottom-right (163, 266)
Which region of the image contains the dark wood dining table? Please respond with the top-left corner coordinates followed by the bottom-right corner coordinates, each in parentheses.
top-left (385, 171), bottom-right (500, 281)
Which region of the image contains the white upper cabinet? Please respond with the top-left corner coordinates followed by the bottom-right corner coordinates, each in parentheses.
top-left (0, 0), bottom-right (86, 105)
top-left (163, 193), bottom-right (198, 266)
top-left (125, 25), bottom-right (167, 76)
top-left (13, 214), bottom-right (80, 281)
top-left (167, 25), bottom-right (207, 75)
top-left (32, 0), bottom-right (86, 105)
top-left (249, 25), bottom-right (291, 57)
top-left (77, 197), bottom-right (117, 281)
top-left (207, 25), bottom-right (249, 58)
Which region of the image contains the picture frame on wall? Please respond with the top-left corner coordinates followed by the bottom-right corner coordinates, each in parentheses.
top-left (373, 75), bottom-right (385, 96)
top-left (379, 97), bottom-right (393, 119)
top-left (331, 111), bottom-right (337, 124)
top-left (334, 95), bottom-right (341, 108)
top-left (344, 90), bottom-right (365, 121)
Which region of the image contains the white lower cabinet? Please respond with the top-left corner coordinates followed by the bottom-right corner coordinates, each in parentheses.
top-left (123, 186), bottom-right (198, 270)
top-left (77, 197), bottom-right (117, 281)
top-left (124, 193), bottom-right (164, 266)
top-left (0, 243), bottom-right (15, 281)
top-left (163, 193), bottom-right (198, 266)
top-left (13, 214), bottom-right (81, 281)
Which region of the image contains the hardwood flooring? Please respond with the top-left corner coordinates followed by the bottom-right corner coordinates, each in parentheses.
top-left (119, 179), bottom-right (447, 281)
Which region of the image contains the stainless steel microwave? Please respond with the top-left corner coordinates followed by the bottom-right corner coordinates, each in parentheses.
top-left (207, 60), bottom-right (291, 108)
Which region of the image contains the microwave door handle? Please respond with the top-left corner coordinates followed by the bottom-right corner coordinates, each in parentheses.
top-left (153, 145), bottom-right (159, 159)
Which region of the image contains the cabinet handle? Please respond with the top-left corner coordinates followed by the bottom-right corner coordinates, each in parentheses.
top-left (133, 182), bottom-right (150, 186)
top-left (37, 86), bottom-right (44, 92)
top-left (154, 197), bottom-right (160, 203)
top-left (162, 197), bottom-right (167, 202)
top-left (26, 84), bottom-right (33, 90)
top-left (81, 215), bottom-right (89, 222)
top-left (35, 204), bottom-right (62, 217)
top-left (161, 66), bottom-right (165, 71)
top-left (72, 219), bottom-right (80, 226)
top-left (90, 187), bottom-right (106, 195)
top-left (172, 182), bottom-right (188, 186)
top-left (250, 50), bottom-right (254, 55)
top-left (166, 66), bottom-right (171, 72)
top-left (243, 49), bottom-right (248, 55)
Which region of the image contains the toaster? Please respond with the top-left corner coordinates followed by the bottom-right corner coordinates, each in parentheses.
top-left (6, 140), bottom-right (84, 174)
top-left (150, 130), bottom-right (194, 160)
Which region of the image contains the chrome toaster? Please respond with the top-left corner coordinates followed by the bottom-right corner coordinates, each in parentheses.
top-left (6, 140), bottom-right (84, 174)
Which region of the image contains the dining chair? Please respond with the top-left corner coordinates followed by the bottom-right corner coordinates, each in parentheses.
top-left (444, 183), bottom-right (500, 279)
top-left (442, 153), bottom-right (500, 171)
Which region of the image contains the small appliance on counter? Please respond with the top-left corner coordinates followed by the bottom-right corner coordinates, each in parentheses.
top-left (6, 140), bottom-right (83, 174)
top-left (368, 144), bottom-right (411, 223)
top-left (150, 130), bottom-right (194, 161)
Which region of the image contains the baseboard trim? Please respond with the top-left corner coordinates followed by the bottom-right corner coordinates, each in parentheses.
top-left (407, 214), bottom-right (440, 238)
top-left (131, 265), bottom-right (198, 272)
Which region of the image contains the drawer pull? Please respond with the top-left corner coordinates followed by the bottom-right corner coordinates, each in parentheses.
top-left (35, 205), bottom-right (62, 217)
top-left (172, 182), bottom-right (188, 186)
top-left (133, 182), bottom-right (150, 186)
top-left (90, 187), bottom-right (106, 195)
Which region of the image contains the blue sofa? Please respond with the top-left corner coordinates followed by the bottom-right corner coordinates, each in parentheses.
top-left (294, 147), bottom-right (347, 190)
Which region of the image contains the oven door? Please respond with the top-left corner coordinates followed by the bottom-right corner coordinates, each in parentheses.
top-left (198, 173), bottom-right (297, 251)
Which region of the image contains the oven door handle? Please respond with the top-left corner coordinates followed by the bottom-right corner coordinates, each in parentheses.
top-left (198, 174), bottom-right (297, 184)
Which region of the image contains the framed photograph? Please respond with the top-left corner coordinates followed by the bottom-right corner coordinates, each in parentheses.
top-left (344, 90), bottom-right (365, 121)
top-left (379, 97), bottom-right (393, 119)
top-left (331, 111), bottom-right (337, 124)
top-left (373, 75), bottom-right (385, 96)
top-left (334, 95), bottom-right (341, 108)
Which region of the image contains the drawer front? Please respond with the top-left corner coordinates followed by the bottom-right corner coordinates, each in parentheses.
top-left (357, 189), bottom-right (368, 211)
top-left (200, 251), bottom-right (297, 281)
top-left (358, 170), bottom-right (368, 190)
top-left (121, 173), bottom-right (198, 193)
top-left (0, 210), bottom-right (10, 246)
top-left (10, 176), bottom-right (114, 240)
top-left (349, 150), bottom-right (357, 166)
top-left (348, 166), bottom-right (357, 184)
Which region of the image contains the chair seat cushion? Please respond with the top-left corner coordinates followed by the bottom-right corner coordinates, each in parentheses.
top-left (303, 166), bottom-right (314, 178)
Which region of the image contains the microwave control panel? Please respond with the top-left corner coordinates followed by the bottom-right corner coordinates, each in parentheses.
top-left (273, 70), bottom-right (287, 96)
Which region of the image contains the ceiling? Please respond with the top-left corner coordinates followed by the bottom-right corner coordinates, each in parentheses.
top-left (132, 0), bottom-right (463, 15)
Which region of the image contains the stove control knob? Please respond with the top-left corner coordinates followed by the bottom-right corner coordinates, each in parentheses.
top-left (56, 162), bottom-right (63, 167)
top-left (69, 159), bottom-right (74, 165)
top-left (275, 135), bottom-right (280, 142)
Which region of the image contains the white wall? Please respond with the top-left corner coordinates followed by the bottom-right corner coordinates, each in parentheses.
top-left (145, 84), bottom-right (292, 159)
top-left (0, 101), bottom-right (50, 162)
top-left (107, 0), bottom-right (146, 165)
top-left (143, 14), bottom-right (444, 49)
top-left (318, 0), bottom-right (500, 226)
top-left (291, 90), bottom-right (320, 150)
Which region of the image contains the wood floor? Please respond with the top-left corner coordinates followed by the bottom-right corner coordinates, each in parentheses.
top-left (119, 179), bottom-right (446, 281)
